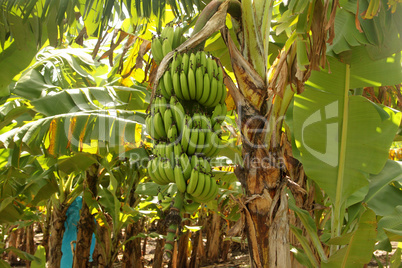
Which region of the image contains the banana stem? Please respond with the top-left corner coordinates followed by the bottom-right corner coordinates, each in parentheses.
top-left (164, 191), bottom-right (185, 258)
top-left (191, 0), bottom-right (242, 49)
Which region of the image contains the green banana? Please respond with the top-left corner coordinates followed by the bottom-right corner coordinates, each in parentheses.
top-left (159, 96), bottom-right (168, 116)
top-left (217, 64), bottom-right (223, 83)
top-left (192, 171), bottom-right (205, 197)
top-left (188, 68), bottom-right (196, 100)
top-left (163, 70), bottom-right (174, 97)
top-left (206, 57), bottom-right (214, 79)
top-left (171, 53), bottom-right (182, 78)
top-left (198, 73), bottom-right (210, 104)
top-left (162, 38), bottom-right (173, 57)
top-left (183, 199), bottom-right (200, 214)
top-left (157, 158), bottom-right (170, 184)
top-left (187, 128), bottom-right (198, 155)
top-left (211, 105), bottom-right (222, 126)
top-left (200, 51), bottom-right (207, 72)
top-left (204, 77), bottom-right (218, 107)
top-left (165, 143), bottom-right (174, 165)
top-left (195, 67), bottom-right (204, 101)
top-left (210, 80), bottom-right (223, 107)
top-left (151, 37), bottom-right (164, 63)
top-left (204, 179), bottom-right (218, 202)
top-left (190, 154), bottom-right (199, 170)
top-left (203, 158), bottom-right (211, 173)
top-left (181, 53), bottom-right (190, 75)
top-left (220, 83), bottom-right (227, 104)
top-left (175, 164), bottom-right (187, 193)
top-left (172, 27), bottom-right (182, 49)
top-left (195, 128), bottom-right (205, 154)
top-left (158, 78), bottom-right (170, 99)
top-left (170, 97), bottom-right (185, 133)
top-left (181, 120), bottom-right (191, 153)
top-left (147, 159), bottom-right (163, 185)
top-left (202, 132), bottom-right (214, 156)
top-left (168, 124), bottom-right (178, 143)
top-left (189, 52), bottom-right (197, 72)
top-left (180, 153), bottom-right (192, 179)
top-left (161, 25), bottom-right (174, 41)
top-left (198, 174), bottom-right (211, 200)
top-left (173, 71), bottom-right (184, 100)
top-left (187, 168), bottom-right (199, 195)
top-left (180, 71), bottom-right (191, 100)
top-left (164, 158), bottom-right (175, 183)
top-left (173, 144), bottom-right (182, 166)
top-left (153, 112), bottom-right (167, 138)
top-left (163, 108), bottom-right (173, 133)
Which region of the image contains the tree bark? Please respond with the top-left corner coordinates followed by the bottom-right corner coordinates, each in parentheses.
top-left (122, 220), bottom-right (144, 268)
top-left (47, 206), bottom-right (68, 267)
top-left (176, 216), bottom-right (191, 268)
top-left (152, 218), bottom-right (167, 268)
top-left (73, 164), bottom-right (99, 268)
top-left (42, 202), bottom-right (52, 261)
top-left (25, 224), bottom-right (34, 268)
top-left (206, 212), bottom-right (221, 263)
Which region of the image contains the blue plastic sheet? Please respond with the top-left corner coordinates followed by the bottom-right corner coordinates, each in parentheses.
top-left (60, 196), bottom-right (96, 267)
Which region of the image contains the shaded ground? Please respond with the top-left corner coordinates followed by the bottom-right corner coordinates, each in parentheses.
top-left (7, 232), bottom-right (400, 267)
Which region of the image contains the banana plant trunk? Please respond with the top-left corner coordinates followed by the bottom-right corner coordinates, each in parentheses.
top-left (73, 164), bottom-right (99, 268)
top-left (47, 206), bottom-right (68, 267)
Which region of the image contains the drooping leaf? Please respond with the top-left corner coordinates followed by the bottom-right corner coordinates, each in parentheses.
top-left (322, 208), bottom-right (377, 268)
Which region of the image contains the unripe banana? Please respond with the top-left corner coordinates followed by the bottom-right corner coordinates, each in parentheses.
top-left (157, 158), bottom-right (171, 184)
top-left (199, 73), bottom-right (211, 104)
top-left (192, 171), bottom-right (205, 197)
top-left (158, 96), bottom-right (168, 116)
top-left (170, 96), bottom-right (185, 133)
top-left (200, 51), bottom-right (207, 71)
top-left (161, 25), bottom-right (174, 41)
top-left (195, 128), bottom-right (205, 154)
top-left (163, 70), bottom-right (174, 98)
top-left (180, 153), bottom-right (192, 179)
top-left (164, 158), bottom-right (175, 182)
top-left (198, 174), bottom-right (211, 200)
top-left (203, 158), bottom-right (211, 173)
top-left (195, 67), bottom-right (204, 101)
top-left (165, 143), bottom-right (174, 165)
top-left (217, 65), bottom-right (223, 83)
top-left (172, 27), bottom-right (182, 49)
top-left (210, 80), bottom-right (223, 107)
top-left (151, 158), bottom-right (169, 185)
top-left (204, 179), bottom-right (218, 202)
top-left (181, 121), bottom-right (191, 153)
top-left (181, 53), bottom-right (190, 75)
top-left (168, 124), bottom-right (178, 143)
top-left (211, 104), bottom-right (222, 126)
top-left (151, 37), bottom-right (164, 63)
top-left (163, 108), bottom-right (173, 133)
top-left (158, 78), bottom-right (170, 99)
top-left (220, 103), bottom-right (227, 119)
top-left (173, 70), bottom-right (184, 100)
top-left (187, 168), bottom-right (199, 195)
top-left (153, 112), bottom-right (167, 138)
top-left (187, 128), bottom-right (198, 155)
top-left (174, 143), bottom-right (183, 165)
top-left (147, 159), bottom-right (164, 185)
top-left (171, 53), bottom-right (182, 78)
top-left (206, 57), bottom-right (214, 79)
top-left (204, 78), bottom-right (218, 107)
top-left (190, 154), bottom-right (199, 170)
top-left (189, 52), bottom-right (197, 72)
top-left (183, 199), bottom-right (200, 214)
top-left (175, 164), bottom-right (187, 193)
top-left (188, 68), bottom-right (196, 100)
top-left (162, 38), bottom-right (173, 57)
top-left (180, 71), bottom-right (191, 101)
top-left (195, 51), bottom-right (202, 67)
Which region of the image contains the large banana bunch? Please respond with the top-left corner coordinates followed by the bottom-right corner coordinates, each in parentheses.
top-left (151, 24), bottom-right (187, 64)
top-left (146, 48), bottom-right (229, 259)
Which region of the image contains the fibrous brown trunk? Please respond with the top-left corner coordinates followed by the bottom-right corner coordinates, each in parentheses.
top-left (73, 164), bottom-right (98, 268)
top-left (152, 218), bottom-right (167, 268)
top-left (47, 206), bottom-right (68, 267)
top-left (122, 220), bottom-right (144, 268)
top-left (176, 216), bottom-right (191, 268)
top-left (206, 212), bottom-right (221, 263)
top-left (42, 202), bottom-right (52, 261)
top-left (25, 224), bottom-right (34, 268)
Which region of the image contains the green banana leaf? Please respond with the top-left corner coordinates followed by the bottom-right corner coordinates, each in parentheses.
top-left (322, 208), bottom-right (377, 268)
top-left (365, 160), bottom-right (402, 217)
top-left (376, 206), bottom-right (402, 252)
top-left (293, 47), bottom-right (402, 205)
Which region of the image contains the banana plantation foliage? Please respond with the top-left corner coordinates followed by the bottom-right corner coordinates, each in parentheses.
top-left (0, 0), bottom-right (402, 268)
